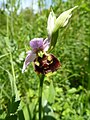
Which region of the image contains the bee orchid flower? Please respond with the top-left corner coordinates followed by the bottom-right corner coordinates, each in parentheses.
top-left (22, 38), bottom-right (60, 74)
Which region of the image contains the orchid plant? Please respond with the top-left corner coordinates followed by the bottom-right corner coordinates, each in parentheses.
top-left (22, 6), bottom-right (78, 120)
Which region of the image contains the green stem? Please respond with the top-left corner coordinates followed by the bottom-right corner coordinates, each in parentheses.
top-left (88, 47), bottom-right (90, 90)
top-left (39, 74), bottom-right (45, 120)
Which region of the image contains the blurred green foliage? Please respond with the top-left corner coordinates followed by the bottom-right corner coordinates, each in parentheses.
top-left (0, 0), bottom-right (90, 120)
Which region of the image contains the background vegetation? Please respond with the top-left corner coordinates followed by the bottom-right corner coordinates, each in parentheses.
top-left (0, 0), bottom-right (90, 120)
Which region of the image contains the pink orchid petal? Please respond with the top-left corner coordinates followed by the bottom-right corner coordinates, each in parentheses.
top-left (30, 38), bottom-right (44, 51)
top-left (22, 51), bottom-right (36, 73)
top-left (26, 50), bottom-right (32, 54)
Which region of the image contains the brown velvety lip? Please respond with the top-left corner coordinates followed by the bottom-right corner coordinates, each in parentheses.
top-left (34, 54), bottom-right (61, 74)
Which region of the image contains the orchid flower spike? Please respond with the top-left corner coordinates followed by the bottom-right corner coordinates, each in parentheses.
top-left (22, 6), bottom-right (78, 74)
top-left (22, 38), bottom-right (60, 74)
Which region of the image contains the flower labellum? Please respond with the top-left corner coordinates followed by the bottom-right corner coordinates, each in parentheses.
top-left (22, 38), bottom-right (60, 74)
top-left (34, 54), bottom-right (60, 74)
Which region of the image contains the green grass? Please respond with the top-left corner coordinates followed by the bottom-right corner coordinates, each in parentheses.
top-left (0, 0), bottom-right (90, 119)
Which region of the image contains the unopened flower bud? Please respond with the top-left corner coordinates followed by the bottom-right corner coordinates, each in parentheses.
top-left (47, 10), bottom-right (56, 36)
top-left (53, 6), bottom-right (78, 33)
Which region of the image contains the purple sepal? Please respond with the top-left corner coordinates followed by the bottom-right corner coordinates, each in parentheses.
top-left (30, 38), bottom-right (44, 52)
top-left (22, 51), bottom-right (36, 73)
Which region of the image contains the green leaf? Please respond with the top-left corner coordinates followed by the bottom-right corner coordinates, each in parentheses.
top-left (11, 100), bottom-right (20, 113)
top-left (0, 109), bottom-right (3, 114)
top-left (43, 115), bottom-right (56, 120)
top-left (21, 104), bottom-right (30, 120)
top-left (48, 81), bottom-right (56, 104)
top-left (68, 88), bottom-right (77, 94)
top-left (18, 110), bottom-right (25, 120)
top-left (7, 96), bottom-right (20, 114)
top-left (5, 115), bottom-right (17, 120)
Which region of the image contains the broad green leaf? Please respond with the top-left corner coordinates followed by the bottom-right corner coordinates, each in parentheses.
top-left (21, 100), bottom-right (37, 120)
top-left (7, 96), bottom-right (20, 114)
top-left (10, 100), bottom-right (20, 113)
top-left (21, 102), bottom-right (30, 120)
top-left (18, 110), bottom-right (25, 120)
top-left (48, 81), bottom-right (56, 104)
